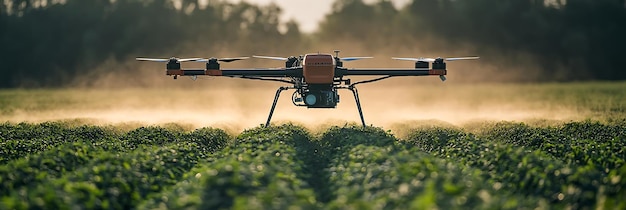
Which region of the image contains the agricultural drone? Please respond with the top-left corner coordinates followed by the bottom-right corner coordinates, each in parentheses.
top-left (136, 51), bottom-right (479, 127)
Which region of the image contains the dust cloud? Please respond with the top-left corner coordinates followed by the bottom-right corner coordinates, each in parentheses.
top-left (2, 81), bottom-right (588, 134)
top-left (2, 38), bottom-right (573, 134)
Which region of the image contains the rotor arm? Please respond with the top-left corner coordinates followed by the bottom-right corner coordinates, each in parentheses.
top-left (166, 69), bottom-right (205, 76)
top-left (167, 68), bottom-right (303, 78)
top-left (338, 68), bottom-right (440, 77)
top-left (220, 69), bottom-right (302, 77)
top-left (349, 76), bottom-right (393, 86)
top-left (230, 76), bottom-right (295, 84)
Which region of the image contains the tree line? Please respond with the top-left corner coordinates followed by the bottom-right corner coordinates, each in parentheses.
top-left (1, 0), bottom-right (625, 87)
top-left (319, 0), bottom-right (626, 82)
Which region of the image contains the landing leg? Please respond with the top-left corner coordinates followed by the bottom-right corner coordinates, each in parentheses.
top-left (265, 87), bottom-right (288, 127)
top-left (349, 86), bottom-right (366, 127)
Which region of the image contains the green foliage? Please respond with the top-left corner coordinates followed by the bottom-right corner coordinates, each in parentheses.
top-left (317, 125), bottom-right (396, 157)
top-left (0, 122), bottom-right (118, 164)
top-left (0, 143), bottom-right (117, 197)
top-left (405, 122), bottom-right (626, 209)
top-left (479, 121), bottom-right (626, 172)
top-left (122, 126), bottom-right (179, 149)
top-left (597, 164), bottom-right (626, 209)
top-left (1, 121), bottom-right (625, 209)
top-left (140, 124), bottom-right (319, 209)
top-left (0, 122), bottom-right (230, 209)
top-left (326, 145), bottom-right (540, 209)
top-left (185, 127), bottom-right (231, 154)
top-left (1, 141), bottom-right (216, 209)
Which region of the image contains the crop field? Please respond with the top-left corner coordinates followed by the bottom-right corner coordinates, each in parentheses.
top-left (1, 82), bottom-right (626, 209)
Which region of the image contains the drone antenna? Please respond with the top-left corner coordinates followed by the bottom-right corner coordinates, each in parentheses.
top-left (334, 50), bottom-right (340, 57)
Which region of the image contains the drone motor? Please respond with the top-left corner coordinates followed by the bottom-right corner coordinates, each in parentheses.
top-left (415, 61), bottom-right (429, 69)
top-left (432, 58), bottom-right (446, 70)
top-left (166, 58), bottom-right (181, 70)
top-left (206, 58), bottom-right (220, 70)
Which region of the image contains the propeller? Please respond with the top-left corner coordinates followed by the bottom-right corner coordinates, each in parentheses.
top-left (194, 57), bottom-right (250, 63)
top-left (332, 50), bottom-right (372, 62)
top-left (392, 56), bottom-right (480, 62)
top-left (136, 57), bottom-right (201, 62)
top-left (391, 56), bottom-right (478, 82)
top-left (252, 55), bottom-right (289, 61)
top-left (340, 57), bottom-right (373, 62)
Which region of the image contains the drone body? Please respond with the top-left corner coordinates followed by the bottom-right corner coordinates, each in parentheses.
top-left (137, 51), bottom-right (479, 127)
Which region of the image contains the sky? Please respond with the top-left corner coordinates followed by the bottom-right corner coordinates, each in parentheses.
top-left (220, 0), bottom-right (411, 33)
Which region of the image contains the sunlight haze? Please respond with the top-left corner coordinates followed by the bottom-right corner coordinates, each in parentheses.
top-left (220, 0), bottom-right (411, 33)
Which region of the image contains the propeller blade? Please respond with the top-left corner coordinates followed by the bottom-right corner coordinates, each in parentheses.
top-left (178, 58), bottom-right (202, 62)
top-left (340, 57), bottom-right (373, 62)
top-left (252, 55), bottom-right (288, 61)
top-left (445, 56), bottom-right (480, 61)
top-left (392, 57), bottom-right (436, 62)
top-left (194, 57), bottom-right (251, 62)
top-left (219, 57), bottom-right (250, 62)
top-left (391, 57), bottom-right (420, 61)
top-left (392, 57), bottom-right (479, 62)
top-left (136, 58), bottom-right (169, 62)
top-left (136, 57), bottom-right (201, 62)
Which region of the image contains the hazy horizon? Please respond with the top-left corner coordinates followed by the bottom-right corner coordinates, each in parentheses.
top-left (220, 0), bottom-right (411, 33)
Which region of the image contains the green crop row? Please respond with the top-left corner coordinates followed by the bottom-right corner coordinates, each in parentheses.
top-left (0, 126), bottom-right (229, 198)
top-left (139, 124), bottom-right (319, 209)
top-left (326, 145), bottom-right (542, 209)
top-left (0, 122), bottom-right (118, 164)
top-left (314, 126), bottom-right (540, 209)
top-left (479, 121), bottom-right (626, 171)
top-left (2, 142), bottom-right (209, 209)
top-left (0, 126), bottom-right (230, 209)
top-left (405, 126), bottom-right (624, 209)
top-left (0, 122), bottom-right (229, 162)
top-left (0, 143), bottom-right (118, 197)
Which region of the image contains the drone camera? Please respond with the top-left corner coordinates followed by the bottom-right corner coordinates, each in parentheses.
top-left (303, 89), bottom-right (339, 108)
top-left (304, 94), bottom-right (317, 105)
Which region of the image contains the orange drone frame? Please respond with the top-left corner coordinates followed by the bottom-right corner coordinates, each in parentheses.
top-left (137, 50), bottom-right (478, 127)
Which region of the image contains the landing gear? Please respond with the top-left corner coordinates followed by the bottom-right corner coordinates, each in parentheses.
top-left (264, 85), bottom-right (367, 127)
top-left (347, 86), bottom-right (366, 127)
top-left (265, 86), bottom-right (292, 127)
